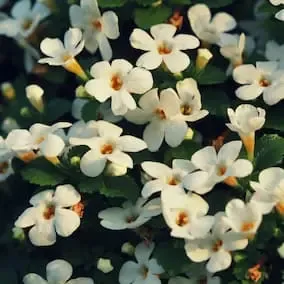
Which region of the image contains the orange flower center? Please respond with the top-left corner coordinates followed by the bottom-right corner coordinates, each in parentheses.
top-left (36, 136), bottom-right (45, 144)
top-left (72, 202), bottom-right (85, 218)
top-left (18, 151), bottom-right (37, 163)
top-left (158, 43), bottom-right (172, 55)
top-left (62, 53), bottom-right (72, 62)
top-left (154, 108), bottom-right (166, 120)
top-left (43, 204), bottom-right (56, 220)
top-left (22, 19), bottom-right (33, 30)
top-left (141, 266), bottom-right (149, 279)
top-left (101, 144), bottom-right (113, 155)
top-left (212, 239), bottom-right (223, 252)
top-left (276, 202), bottom-right (284, 215)
top-left (92, 20), bottom-right (102, 31)
top-left (247, 264), bottom-right (262, 283)
top-left (217, 166), bottom-right (227, 176)
top-left (241, 222), bottom-right (255, 232)
top-left (259, 78), bottom-right (271, 87)
top-left (176, 211), bottom-right (189, 226)
top-left (180, 104), bottom-right (192, 115)
top-left (0, 162), bottom-right (9, 174)
top-left (167, 176), bottom-right (180, 185)
top-left (110, 75), bottom-right (123, 91)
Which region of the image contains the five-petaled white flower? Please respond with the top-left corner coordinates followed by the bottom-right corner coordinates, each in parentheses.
top-left (70, 120), bottom-right (147, 177)
top-left (226, 104), bottom-right (265, 160)
top-left (130, 23), bottom-right (199, 73)
top-left (184, 141), bottom-right (253, 194)
top-left (23, 259), bottom-right (94, 284)
top-left (162, 190), bottom-right (214, 239)
top-left (187, 4), bottom-right (236, 45)
top-left (98, 197), bottom-right (161, 230)
top-left (85, 59), bottom-right (153, 115)
top-left (0, 0), bottom-right (50, 39)
top-left (250, 167), bottom-right (284, 215)
top-left (185, 213), bottom-right (248, 273)
top-left (119, 242), bottom-right (164, 284)
top-left (39, 28), bottom-right (87, 80)
top-left (6, 122), bottom-right (71, 158)
top-left (125, 88), bottom-right (189, 151)
top-left (69, 0), bottom-right (119, 60)
top-left (141, 159), bottom-right (195, 198)
top-left (222, 199), bottom-right (263, 238)
top-left (15, 185), bottom-right (81, 246)
top-left (233, 61), bottom-right (284, 105)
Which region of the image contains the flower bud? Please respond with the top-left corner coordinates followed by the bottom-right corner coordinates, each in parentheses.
top-left (20, 107), bottom-right (32, 118)
top-left (97, 258), bottom-right (114, 274)
top-left (76, 85), bottom-right (89, 98)
top-left (184, 127), bottom-right (194, 140)
top-left (70, 156), bottom-right (81, 166)
top-left (152, 0), bottom-right (162, 7)
top-left (278, 243), bottom-right (284, 258)
top-left (1, 82), bottom-right (15, 100)
top-left (121, 242), bottom-right (135, 256)
top-left (1, 117), bottom-right (19, 133)
top-left (105, 162), bottom-right (127, 176)
top-left (141, 171), bottom-right (153, 185)
top-left (196, 48), bottom-right (213, 71)
top-left (12, 227), bottom-right (25, 241)
top-left (26, 84), bottom-right (44, 113)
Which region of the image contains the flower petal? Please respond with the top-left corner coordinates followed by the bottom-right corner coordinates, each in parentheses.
top-left (118, 135), bottom-right (147, 152)
top-left (23, 274), bottom-right (48, 284)
top-left (40, 133), bottom-right (65, 157)
top-left (174, 34), bottom-right (200, 50)
top-left (217, 141), bottom-right (242, 164)
top-left (40, 38), bottom-right (65, 58)
top-left (212, 12), bottom-right (237, 32)
top-left (164, 120), bottom-right (188, 148)
top-left (130, 29), bottom-right (156, 51)
top-left (150, 24), bottom-right (176, 39)
top-left (235, 84), bottom-right (264, 100)
top-left (226, 159), bottom-right (253, 177)
top-left (55, 208), bottom-right (80, 237)
top-left (191, 146), bottom-right (217, 171)
top-left (108, 151), bottom-right (133, 168)
top-left (119, 261), bottom-right (141, 284)
top-left (102, 11), bottom-right (119, 39)
top-left (64, 28), bottom-right (83, 52)
top-left (206, 250), bottom-right (232, 273)
top-left (142, 161), bottom-right (171, 178)
top-left (54, 184), bottom-right (81, 207)
top-left (28, 221), bottom-right (56, 246)
top-left (67, 278), bottom-right (94, 284)
top-left (80, 150), bottom-right (106, 177)
top-left (136, 51), bottom-right (162, 70)
top-left (143, 121), bottom-right (165, 152)
top-left (85, 79), bottom-right (112, 102)
top-left (233, 64), bottom-right (259, 84)
top-left (135, 242), bottom-right (154, 264)
top-left (15, 207), bottom-right (37, 228)
top-left (29, 190), bottom-right (54, 206)
top-left (98, 33), bottom-right (113, 61)
top-left (46, 259), bottom-right (73, 283)
top-left (163, 51), bottom-right (190, 73)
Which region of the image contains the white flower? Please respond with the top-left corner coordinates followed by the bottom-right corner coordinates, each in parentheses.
top-left (39, 28), bottom-right (87, 80)
top-left (162, 190), bottom-right (214, 239)
top-left (196, 48), bottom-right (213, 71)
top-left (1, 117), bottom-right (19, 134)
top-left (125, 88), bottom-right (187, 151)
top-left (119, 242), bottom-right (164, 284)
top-left (250, 167), bottom-right (284, 215)
top-left (226, 104), bottom-right (265, 160)
top-left (6, 122), bottom-right (71, 158)
top-left (169, 274), bottom-right (221, 284)
top-left (187, 4), bottom-right (236, 45)
top-left (141, 159), bottom-right (195, 198)
top-left (130, 23), bottom-right (199, 73)
top-left (67, 120), bottom-right (98, 140)
top-left (222, 199), bottom-right (263, 238)
top-left (69, 0), bottom-right (119, 60)
top-left (278, 243), bottom-right (284, 258)
top-left (270, 0), bottom-right (284, 5)
top-left (70, 120), bottom-right (147, 177)
top-left (105, 162), bottom-right (127, 176)
top-left (97, 258), bottom-right (114, 274)
top-left (275, 9), bottom-right (284, 21)
top-left (23, 259), bottom-right (94, 284)
top-left (265, 40), bottom-right (284, 64)
top-left (184, 141), bottom-right (253, 194)
top-left (15, 185), bottom-right (81, 246)
top-left (0, 0), bottom-right (50, 39)
top-left (185, 213), bottom-right (248, 273)
top-left (26, 84), bottom-right (44, 113)
top-left (98, 197), bottom-right (161, 230)
top-left (85, 59), bottom-right (153, 115)
top-left (233, 61), bottom-right (284, 105)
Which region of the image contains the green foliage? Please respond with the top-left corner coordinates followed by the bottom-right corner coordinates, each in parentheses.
top-left (44, 98), bottom-right (72, 123)
top-left (193, 0), bottom-right (234, 8)
top-left (78, 176), bottom-right (104, 194)
top-left (21, 158), bottom-right (66, 186)
top-left (168, 0), bottom-right (191, 4)
top-left (98, 0), bottom-right (127, 7)
top-left (134, 6), bottom-right (172, 29)
top-left (264, 104), bottom-right (284, 131)
top-left (196, 65), bottom-right (227, 85)
top-left (81, 100), bottom-right (101, 122)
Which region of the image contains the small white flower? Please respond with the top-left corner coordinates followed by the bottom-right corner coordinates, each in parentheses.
top-left (69, 0), bottom-right (119, 60)
top-left (275, 9), bottom-right (284, 21)
top-left (6, 122), bottom-right (71, 158)
top-left (0, 0), bottom-right (50, 39)
top-left (70, 120), bottom-right (147, 177)
top-left (125, 88), bottom-right (188, 151)
top-left (250, 167), bottom-right (284, 215)
top-left (98, 197), bottom-right (161, 230)
top-left (97, 258), bottom-right (114, 274)
top-left (184, 141), bottom-right (253, 194)
top-left (130, 23), bottom-right (199, 73)
top-left (270, 0), bottom-right (284, 5)
top-left (39, 28), bottom-right (87, 79)
top-left (121, 242), bottom-right (135, 255)
top-left (67, 120), bottom-right (98, 140)
top-left (222, 199), bottom-right (263, 238)
top-left (226, 104), bottom-right (265, 160)
top-left (169, 273), bottom-right (221, 284)
top-left (23, 259), bottom-right (94, 283)
top-left (85, 59), bottom-right (153, 115)
top-left (233, 61), bottom-right (284, 105)
top-left (119, 242), bottom-right (164, 284)
top-left (162, 190), bottom-right (214, 239)
top-left (185, 213), bottom-right (248, 273)
top-left (26, 84), bottom-right (44, 113)
top-left (141, 159), bottom-right (195, 198)
top-left (187, 4), bottom-right (236, 45)
top-left (15, 185), bottom-right (81, 246)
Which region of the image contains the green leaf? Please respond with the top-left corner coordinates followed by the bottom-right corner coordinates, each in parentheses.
top-left (196, 65), bottom-right (227, 85)
top-left (136, 0), bottom-right (157, 6)
top-left (100, 176), bottom-right (140, 202)
top-left (164, 140), bottom-right (200, 164)
top-left (168, 0), bottom-right (191, 4)
top-left (193, 0), bottom-right (234, 8)
top-left (264, 104), bottom-right (284, 131)
top-left (43, 67), bottom-right (67, 84)
top-left (81, 100), bottom-right (101, 122)
top-left (45, 98), bottom-right (72, 122)
top-left (21, 158), bottom-right (66, 186)
top-left (134, 6), bottom-right (172, 29)
top-left (255, 135), bottom-right (284, 171)
top-left (202, 89), bottom-right (230, 117)
top-left (78, 176), bottom-right (103, 194)
top-left (98, 0), bottom-right (127, 7)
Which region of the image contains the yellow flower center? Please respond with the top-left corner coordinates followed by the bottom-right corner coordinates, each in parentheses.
top-left (241, 222), bottom-right (255, 232)
top-left (110, 75), bottom-right (123, 91)
top-left (180, 104), bottom-right (192, 115)
top-left (100, 144), bottom-right (114, 155)
top-left (43, 204), bottom-right (56, 220)
top-left (154, 108), bottom-right (166, 120)
top-left (212, 239), bottom-right (223, 252)
top-left (176, 211), bottom-right (189, 227)
top-left (158, 43), bottom-right (172, 55)
top-left (92, 19), bottom-right (102, 31)
top-left (22, 18), bottom-right (33, 30)
top-left (259, 78), bottom-right (271, 87)
top-left (217, 166), bottom-right (227, 176)
top-left (0, 161), bottom-right (9, 174)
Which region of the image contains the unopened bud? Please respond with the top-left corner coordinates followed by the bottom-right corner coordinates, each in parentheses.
top-left (1, 82), bottom-right (15, 100)
top-left (1, 117), bottom-right (19, 133)
top-left (12, 227), bottom-right (25, 241)
top-left (26, 84), bottom-right (44, 113)
top-left (76, 85), bottom-right (89, 98)
top-left (97, 258), bottom-right (114, 274)
top-left (105, 162), bottom-right (127, 177)
top-left (70, 156), bottom-right (81, 166)
top-left (141, 171), bottom-right (153, 185)
top-left (121, 242), bottom-right (135, 256)
top-left (196, 48), bottom-right (213, 71)
top-left (152, 0), bottom-right (162, 7)
top-left (20, 107), bottom-right (31, 118)
top-left (278, 243), bottom-right (284, 258)
top-left (184, 127), bottom-right (194, 140)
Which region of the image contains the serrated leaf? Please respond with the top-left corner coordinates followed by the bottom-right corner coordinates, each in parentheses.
top-left (197, 65), bottom-right (227, 85)
top-left (254, 135), bottom-right (284, 170)
top-left (134, 6), bottom-right (172, 29)
top-left (78, 176), bottom-right (103, 194)
top-left (21, 158), bottom-right (66, 186)
top-left (98, 0), bottom-right (127, 7)
top-left (100, 176), bottom-right (140, 202)
top-left (82, 100), bottom-right (101, 122)
top-left (45, 98), bottom-right (72, 122)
